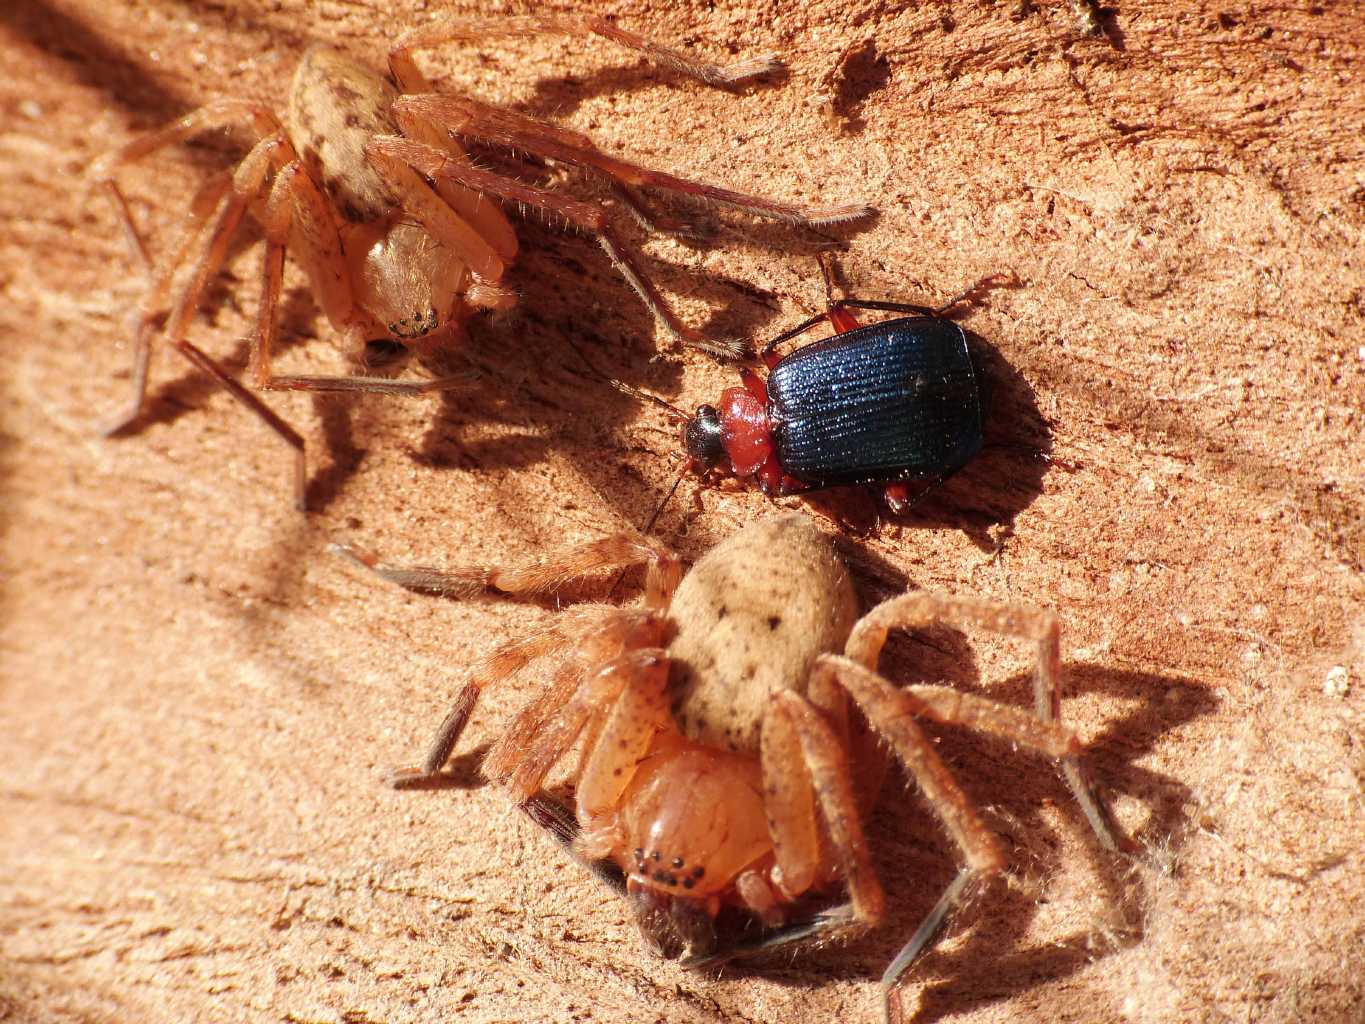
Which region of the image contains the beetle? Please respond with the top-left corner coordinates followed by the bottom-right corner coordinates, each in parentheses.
top-left (679, 276), bottom-right (990, 514)
top-left (337, 514), bottom-right (1123, 1022)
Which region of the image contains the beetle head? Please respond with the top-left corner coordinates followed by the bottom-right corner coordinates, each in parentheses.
top-left (683, 405), bottom-right (725, 469)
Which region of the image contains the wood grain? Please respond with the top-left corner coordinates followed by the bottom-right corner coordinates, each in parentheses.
top-left (3, 2), bottom-right (1362, 1022)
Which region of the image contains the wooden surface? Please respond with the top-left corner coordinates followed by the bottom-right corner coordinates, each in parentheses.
top-left (3, 2), bottom-right (1363, 1022)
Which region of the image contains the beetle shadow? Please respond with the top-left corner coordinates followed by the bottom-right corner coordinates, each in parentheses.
top-left (897, 330), bottom-right (1053, 542)
top-left (709, 661), bottom-right (1215, 1020)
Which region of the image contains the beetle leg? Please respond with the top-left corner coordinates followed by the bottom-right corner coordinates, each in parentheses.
top-left (844, 593), bottom-right (1124, 854)
top-left (881, 481), bottom-right (914, 515)
top-left (389, 14), bottom-right (782, 92)
top-left (756, 456), bottom-right (785, 497)
top-left (832, 271), bottom-right (1018, 321)
top-left (757, 309), bottom-right (835, 362)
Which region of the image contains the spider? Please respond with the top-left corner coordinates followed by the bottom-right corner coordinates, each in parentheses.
top-left (90, 16), bottom-right (871, 508)
top-left (338, 513), bottom-right (1123, 1021)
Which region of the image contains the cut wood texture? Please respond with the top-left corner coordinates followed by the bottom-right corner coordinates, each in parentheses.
top-left (2, 2), bottom-right (1362, 1022)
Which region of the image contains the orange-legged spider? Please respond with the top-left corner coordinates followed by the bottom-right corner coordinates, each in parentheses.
top-left (338, 514), bottom-right (1122, 1021)
top-left (91, 17), bottom-right (871, 508)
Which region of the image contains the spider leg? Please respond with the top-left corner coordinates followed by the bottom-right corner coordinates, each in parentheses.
top-left (369, 133), bottom-right (745, 360)
top-left (362, 142), bottom-right (506, 284)
top-left (845, 593), bottom-right (1124, 854)
top-left (380, 46), bottom-right (520, 266)
top-left (332, 531), bottom-right (682, 608)
top-left (100, 172), bottom-right (232, 437)
top-left (388, 15), bottom-right (781, 93)
top-left (763, 689), bottom-right (887, 932)
top-left (519, 792), bottom-right (626, 895)
top-left (490, 647), bottom-right (668, 803)
top-left (390, 625), bottom-right (573, 785)
top-left (337, 532), bottom-right (682, 784)
top-left (609, 181), bottom-right (712, 240)
top-left (810, 654), bottom-right (1007, 1024)
top-left (682, 901), bottom-right (860, 966)
top-left (564, 650), bottom-right (670, 816)
top-left (758, 692), bottom-right (821, 898)
top-left (107, 132), bottom-right (311, 507)
top-left (390, 606), bottom-right (664, 785)
top-left (88, 99), bottom-right (282, 192)
top-left (91, 100), bottom-right (285, 431)
top-left (689, 688), bottom-right (885, 970)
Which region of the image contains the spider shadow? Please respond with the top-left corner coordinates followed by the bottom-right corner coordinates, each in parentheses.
top-left (406, 212), bottom-right (812, 529)
top-left (2, 0), bottom-right (200, 119)
top-left (389, 742), bottom-right (493, 792)
top-left (711, 661), bottom-right (1214, 1020)
top-left (514, 48), bottom-right (790, 124)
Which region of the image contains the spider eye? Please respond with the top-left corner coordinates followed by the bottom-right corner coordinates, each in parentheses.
top-left (363, 339), bottom-right (407, 366)
top-left (684, 405), bottom-right (725, 468)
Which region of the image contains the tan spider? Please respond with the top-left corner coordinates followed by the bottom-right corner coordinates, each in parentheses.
top-left (91, 16), bottom-right (871, 507)
top-left (338, 514), bottom-right (1122, 1021)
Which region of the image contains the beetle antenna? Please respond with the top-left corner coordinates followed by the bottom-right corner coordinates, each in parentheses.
top-left (608, 379), bottom-right (692, 424)
top-left (641, 461), bottom-right (689, 537)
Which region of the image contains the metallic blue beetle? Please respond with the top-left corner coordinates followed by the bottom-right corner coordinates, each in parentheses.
top-left (682, 295), bottom-right (987, 513)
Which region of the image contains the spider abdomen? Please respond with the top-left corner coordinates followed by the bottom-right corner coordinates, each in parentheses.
top-left (665, 515), bottom-right (859, 754)
top-left (288, 46), bottom-right (403, 223)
